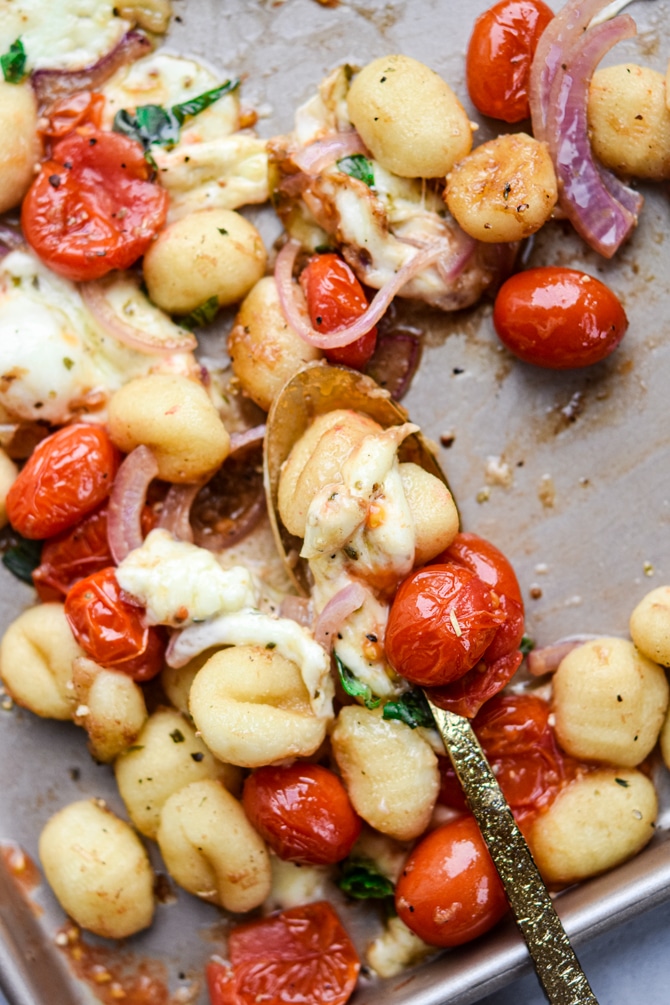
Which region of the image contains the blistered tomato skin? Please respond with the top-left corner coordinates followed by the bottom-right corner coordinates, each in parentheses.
top-left (466, 0), bottom-right (554, 122)
top-left (395, 816), bottom-right (508, 947)
top-left (6, 425), bottom-right (120, 540)
top-left (32, 505), bottom-right (113, 602)
top-left (64, 567), bottom-right (165, 681)
top-left (493, 267), bottom-right (629, 369)
top-left (384, 564), bottom-right (505, 688)
top-left (242, 763), bottom-right (362, 865)
top-left (299, 253), bottom-right (377, 370)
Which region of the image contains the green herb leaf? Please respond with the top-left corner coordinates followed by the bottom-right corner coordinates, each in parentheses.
top-left (520, 634), bottom-right (535, 655)
top-left (334, 653), bottom-right (380, 709)
top-left (170, 729), bottom-right (185, 743)
top-left (338, 858), bottom-right (395, 900)
top-left (382, 689), bottom-right (433, 730)
top-left (112, 80), bottom-right (240, 157)
top-left (614, 777), bottom-right (630, 788)
top-left (2, 536), bottom-right (41, 584)
top-left (337, 154), bottom-right (374, 188)
top-left (1, 39), bottom-right (27, 84)
top-left (175, 295), bottom-right (220, 330)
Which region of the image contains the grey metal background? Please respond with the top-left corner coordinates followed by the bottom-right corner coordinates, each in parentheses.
top-left (1, 0), bottom-right (669, 1002)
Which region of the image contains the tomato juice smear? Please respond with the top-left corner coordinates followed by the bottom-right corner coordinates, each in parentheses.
top-left (1, 844), bottom-right (42, 901)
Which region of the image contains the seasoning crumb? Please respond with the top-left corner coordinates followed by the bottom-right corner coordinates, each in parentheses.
top-left (476, 487), bottom-right (490, 503)
top-left (529, 585), bottom-right (543, 599)
top-left (643, 561), bottom-right (654, 577)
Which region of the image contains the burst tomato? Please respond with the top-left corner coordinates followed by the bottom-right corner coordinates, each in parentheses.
top-left (32, 505), bottom-right (113, 602)
top-left (395, 816), bottom-right (508, 947)
top-left (242, 763), bottom-right (361, 865)
top-left (6, 424), bottom-right (119, 540)
top-left (466, 0), bottom-right (554, 122)
top-left (299, 253), bottom-right (377, 369)
top-left (385, 564), bottom-right (505, 688)
top-left (22, 126), bottom-right (168, 282)
top-left (64, 567), bottom-right (165, 681)
top-left (40, 91), bottom-right (105, 139)
top-left (493, 266), bottom-right (629, 369)
top-left (206, 902), bottom-right (360, 1005)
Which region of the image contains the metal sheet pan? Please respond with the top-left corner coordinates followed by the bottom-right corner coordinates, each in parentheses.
top-left (1, 0), bottom-right (670, 1002)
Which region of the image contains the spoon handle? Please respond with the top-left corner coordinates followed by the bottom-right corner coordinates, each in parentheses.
top-left (427, 700), bottom-right (599, 1005)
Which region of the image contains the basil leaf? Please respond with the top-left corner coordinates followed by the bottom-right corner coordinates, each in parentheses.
top-left (334, 653), bottom-right (380, 709)
top-left (382, 689), bottom-right (433, 730)
top-left (337, 154), bottom-right (374, 188)
top-left (2, 536), bottom-right (42, 584)
top-left (1, 39), bottom-right (27, 84)
top-left (519, 633), bottom-right (535, 655)
top-left (176, 295), bottom-right (219, 330)
top-left (112, 79), bottom-right (240, 156)
top-left (338, 859), bottom-right (395, 900)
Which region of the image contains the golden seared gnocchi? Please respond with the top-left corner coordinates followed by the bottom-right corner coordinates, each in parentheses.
top-left (115, 707), bottom-right (239, 839)
top-left (0, 603), bottom-right (82, 720)
top-left (347, 54), bottom-right (472, 178)
top-left (552, 637), bottom-right (669, 767)
top-left (629, 586), bottom-right (670, 666)
top-left (0, 449), bottom-right (18, 529)
top-left (143, 207), bottom-right (267, 313)
top-left (156, 779), bottom-right (271, 912)
top-left (107, 372), bottom-right (230, 483)
top-left (39, 799), bottom-right (155, 939)
top-left (228, 277), bottom-right (323, 412)
top-left (331, 705), bottom-right (440, 842)
top-left (189, 645), bottom-right (328, 767)
top-left (0, 80), bottom-right (41, 214)
top-left (661, 706), bottom-right (670, 770)
top-left (399, 463), bottom-right (459, 566)
top-left (445, 133), bottom-right (557, 243)
top-left (528, 768), bottom-right (657, 887)
top-left (588, 64), bottom-right (670, 180)
top-left (114, 0), bottom-right (172, 33)
top-left (72, 657), bottom-right (148, 764)
top-left (278, 409), bottom-right (381, 537)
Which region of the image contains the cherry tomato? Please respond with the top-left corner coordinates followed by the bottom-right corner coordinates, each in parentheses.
top-left (22, 126), bottom-right (169, 282)
top-left (439, 693), bottom-right (569, 826)
top-left (466, 0), bottom-right (554, 122)
top-left (395, 816), bottom-right (508, 947)
top-left (6, 424), bottom-right (119, 540)
top-left (299, 253), bottom-right (377, 370)
top-left (493, 267), bottom-right (629, 369)
top-left (206, 902), bottom-right (360, 1005)
top-left (40, 91), bottom-right (105, 139)
top-left (64, 567), bottom-right (165, 681)
top-left (385, 564), bottom-right (505, 688)
top-left (32, 505), bottom-right (113, 602)
top-left (242, 763), bottom-right (361, 865)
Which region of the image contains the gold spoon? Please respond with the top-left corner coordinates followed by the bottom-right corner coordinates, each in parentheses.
top-left (264, 361), bottom-right (599, 1005)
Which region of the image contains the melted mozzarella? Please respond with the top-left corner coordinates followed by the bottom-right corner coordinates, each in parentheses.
top-left (0, 0), bottom-right (131, 72)
top-left (168, 609), bottom-right (334, 720)
top-left (116, 529), bottom-right (257, 627)
top-left (0, 250), bottom-right (195, 424)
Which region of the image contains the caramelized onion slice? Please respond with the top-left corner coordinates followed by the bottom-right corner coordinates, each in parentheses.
top-left (107, 445), bottom-right (159, 563)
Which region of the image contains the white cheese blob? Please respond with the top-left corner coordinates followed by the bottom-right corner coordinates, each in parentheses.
top-left (0, 1), bottom-right (131, 72)
top-left (167, 609), bottom-right (334, 720)
top-left (116, 529), bottom-right (257, 627)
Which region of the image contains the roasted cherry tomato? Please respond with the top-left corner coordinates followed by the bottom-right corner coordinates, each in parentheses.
top-left (64, 567), bottom-right (165, 681)
top-left (22, 126), bottom-right (169, 282)
top-left (385, 564), bottom-right (505, 688)
top-left (439, 693), bottom-right (569, 827)
top-left (242, 763), bottom-right (361, 865)
top-left (395, 815), bottom-right (508, 947)
top-left (32, 506), bottom-right (113, 602)
top-left (40, 91), bottom-right (105, 139)
top-left (6, 424), bottom-right (119, 540)
top-left (493, 266), bottom-right (629, 369)
top-left (206, 902), bottom-right (360, 1005)
top-left (299, 253), bottom-right (377, 370)
top-left (466, 0), bottom-right (554, 122)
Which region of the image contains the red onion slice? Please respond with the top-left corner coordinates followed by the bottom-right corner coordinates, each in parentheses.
top-left (157, 483), bottom-right (202, 543)
top-left (365, 330), bottom-right (421, 401)
top-left (292, 131), bottom-right (370, 174)
top-left (280, 595), bottom-right (314, 627)
top-left (107, 445), bottom-right (159, 563)
top-left (546, 14), bottom-right (641, 257)
top-left (314, 581), bottom-right (369, 651)
top-left (31, 30), bottom-right (152, 107)
top-left (527, 638), bottom-right (587, 677)
top-left (229, 425), bottom-right (266, 454)
top-left (80, 277), bottom-right (197, 355)
top-left (275, 239), bottom-right (443, 349)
